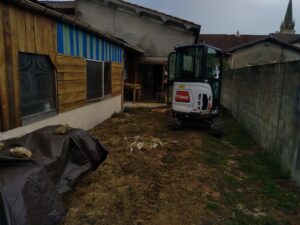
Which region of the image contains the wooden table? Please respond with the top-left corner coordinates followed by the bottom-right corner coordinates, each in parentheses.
top-left (124, 83), bottom-right (142, 103)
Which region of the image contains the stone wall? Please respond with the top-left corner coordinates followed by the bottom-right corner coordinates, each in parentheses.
top-left (222, 61), bottom-right (300, 184)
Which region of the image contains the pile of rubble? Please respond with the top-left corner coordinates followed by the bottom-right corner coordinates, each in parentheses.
top-left (124, 135), bottom-right (164, 152)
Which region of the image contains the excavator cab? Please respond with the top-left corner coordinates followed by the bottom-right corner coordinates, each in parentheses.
top-left (168, 44), bottom-right (222, 127)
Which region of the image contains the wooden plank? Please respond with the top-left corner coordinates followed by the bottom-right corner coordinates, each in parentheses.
top-left (112, 78), bottom-right (121, 83)
top-left (24, 11), bottom-right (35, 53)
top-left (15, 8), bottom-right (27, 52)
top-left (49, 20), bottom-right (57, 64)
top-left (58, 80), bottom-right (87, 95)
top-left (112, 75), bottom-right (122, 81)
top-left (60, 72), bottom-right (87, 81)
top-left (111, 62), bottom-right (123, 96)
top-left (112, 90), bottom-right (122, 96)
top-left (0, 3), bottom-right (10, 130)
top-left (3, 6), bottom-right (18, 128)
top-left (58, 91), bottom-right (86, 105)
top-left (9, 7), bottom-right (21, 127)
top-left (56, 55), bottom-right (87, 73)
top-left (111, 68), bottom-right (123, 73)
top-left (112, 86), bottom-right (122, 92)
top-left (42, 17), bottom-right (52, 54)
top-left (59, 100), bottom-right (86, 113)
top-left (112, 80), bottom-right (121, 85)
top-left (34, 14), bottom-right (46, 54)
top-left (112, 73), bottom-right (122, 77)
top-left (56, 55), bottom-right (88, 112)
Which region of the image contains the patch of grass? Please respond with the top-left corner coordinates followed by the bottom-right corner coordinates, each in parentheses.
top-left (226, 209), bottom-right (257, 225)
top-left (238, 150), bottom-right (297, 212)
top-left (221, 113), bottom-right (256, 149)
top-left (223, 174), bottom-right (240, 186)
top-left (221, 190), bottom-right (245, 207)
top-left (226, 209), bottom-right (281, 225)
top-left (200, 134), bottom-right (231, 168)
top-left (63, 108), bottom-right (300, 225)
top-left (240, 151), bottom-right (290, 180)
top-left (206, 201), bottom-right (219, 211)
top-left (257, 216), bottom-right (281, 225)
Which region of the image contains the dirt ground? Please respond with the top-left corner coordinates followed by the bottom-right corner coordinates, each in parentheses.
top-left (62, 108), bottom-right (300, 225)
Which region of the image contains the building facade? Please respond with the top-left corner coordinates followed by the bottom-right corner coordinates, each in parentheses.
top-left (227, 37), bottom-right (300, 69)
top-left (0, 0), bottom-right (141, 140)
top-left (43, 0), bottom-right (201, 102)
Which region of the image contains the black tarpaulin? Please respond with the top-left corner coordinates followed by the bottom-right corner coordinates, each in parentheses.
top-left (0, 126), bottom-right (108, 225)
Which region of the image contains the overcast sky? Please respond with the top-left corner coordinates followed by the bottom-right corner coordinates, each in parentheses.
top-left (46, 0), bottom-right (300, 35)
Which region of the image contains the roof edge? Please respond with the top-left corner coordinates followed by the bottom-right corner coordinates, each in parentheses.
top-left (118, 0), bottom-right (200, 29)
top-left (5, 0), bottom-right (144, 53)
top-left (228, 35), bottom-right (300, 53)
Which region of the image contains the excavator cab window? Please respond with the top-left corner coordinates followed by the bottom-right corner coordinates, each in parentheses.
top-left (206, 48), bottom-right (220, 79)
top-left (168, 46), bottom-right (204, 83)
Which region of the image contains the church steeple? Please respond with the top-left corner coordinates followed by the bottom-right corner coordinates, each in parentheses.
top-left (280, 0), bottom-right (295, 34)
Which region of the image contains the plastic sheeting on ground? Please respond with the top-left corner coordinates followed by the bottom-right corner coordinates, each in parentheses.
top-left (0, 126), bottom-right (108, 225)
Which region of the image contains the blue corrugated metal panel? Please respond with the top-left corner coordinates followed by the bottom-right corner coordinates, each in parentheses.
top-left (69, 26), bottom-right (75, 56)
top-left (57, 22), bottom-right (64, 54)
top-left (56, 22), bottom-right (124, 63)
top-left (75, 29), bottom-right (80, 57)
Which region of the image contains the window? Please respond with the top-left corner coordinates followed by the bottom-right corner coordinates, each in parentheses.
top-left (170, 46), bottom-right (203, 82)
top-left (87, 60), bottom-right (112, 101)
top-left (87, 60), bottom-right (104, 100)
top-left (207, 48), bottom-right (220, 79)
top-left (19, 53), bottom-right (57, 122)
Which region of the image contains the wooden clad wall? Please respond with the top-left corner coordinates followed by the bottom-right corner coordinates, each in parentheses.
top-left (0, 3), bottom-right (56, 130)
top-left (0, 3), bottom-right (8, 131)
top-left (111, 63), bottom-right (123, 96)
top-left (56, 55), bottom-right (87, 112)
top-left (0, 3), bottom-right (124, 132)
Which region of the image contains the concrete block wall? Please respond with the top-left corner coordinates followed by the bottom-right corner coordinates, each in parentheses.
top-left (222, 61), bottom-right (300, 185)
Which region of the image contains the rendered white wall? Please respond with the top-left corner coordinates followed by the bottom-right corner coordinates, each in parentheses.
top-left (0, 95), bottom-right (122, 141)
top-left (77, 0), bottom-right (195, 57)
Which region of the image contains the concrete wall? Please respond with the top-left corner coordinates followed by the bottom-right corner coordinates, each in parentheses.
top-left (222, 61), bottom-right (300, 185)
top-left (0, 95), bottom-right (122, 141)
top-left (76, 0), bottom-right (195, 57)
top-left (227, 42), bottom-right (300, 69)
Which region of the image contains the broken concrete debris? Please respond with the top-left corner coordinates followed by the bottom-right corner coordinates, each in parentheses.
top-left (9, 147), bottom-right (32, 159)
top-left (0, 142), bottom-right (4, 151)
top-left (126, 135), bottom-right (164, 152)
top-left (54, 124), bottom-right (72, 135)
